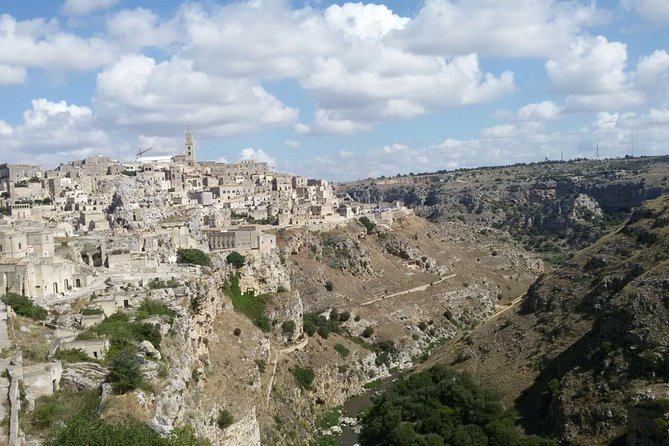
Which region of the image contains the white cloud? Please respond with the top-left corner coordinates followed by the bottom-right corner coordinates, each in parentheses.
top-left (62, 0), bottom-right (118, 16)
top-left (106, 8), bottom-right (179, 48)
top-left (239, 147), bottom-right (276, 166)
top-left (517, 101), bottom-right (564, 121)
top-left (0, 14), bottom-right (118, 75)
top-left (177, 1), bottom-right (514, 134)
top-left (324, 3), bottom-right (409, 39)
top-left (0, 99), bottom-right (111, 167)
top-left (399, 0), bottom-right (599, 58)
top-left (137, 135), bottom-right (182, 156)
top-left (546, 35), bottom-right (644, 110)
top-left (622, 0), bottom-right (669, 24)
top-left (285, 139), bottom-right (300, 149)
top-left (0, 64), bottom-right (26, 84)
top-left (95, 54), bottom-right (298, 137)
top-left (293, 107), bottom-right (669, 181)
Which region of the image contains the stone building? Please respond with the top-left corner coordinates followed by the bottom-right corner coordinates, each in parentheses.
top-left (206, 226), bottom-right (276, 253)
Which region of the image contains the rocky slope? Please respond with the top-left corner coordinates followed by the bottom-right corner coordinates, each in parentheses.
top-left (425, 194), bottom-right (669, 445)
top-left (339, 157), bottom-right (669, 256)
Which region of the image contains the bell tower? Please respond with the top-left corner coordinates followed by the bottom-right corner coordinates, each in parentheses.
top-left (185, 126), bottom-right (195, 161)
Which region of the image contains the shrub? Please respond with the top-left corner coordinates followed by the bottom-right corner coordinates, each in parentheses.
top-left (233, 328), bottom-right (241, 336)
top-left (47, 415), bottom-right (211, 446)
top-left (292, 367), bottom-right (315, 390)
top-left (362, 326), bottom-right (375, 338)
top-left (339, 311), bottom-right (351, 322)
top-left (303, 311), bottom-right (341, 339)
top-left (55, 348), bottom-right (95, 363)
top-left (177, 249), bottom-right (212, 267)
top-left (334, 344), bottom-right (350, 358)
top-left (217, 409), bottom-right (234, 430)
top-left (325, 280), bottom-right (334, 291)
top-left (281, 320), bottom-right (296, 336)
top-left (254, 316), bottom-right (271, 333)
top-left (80, 307), bottom-right (103, 316)
top-left (137, 299), bottom-right (174, 322)
top-left (226, 251), bottom-right (246, 269)
top-left (359, 365), bottom-right (555, 446)
top-left (107, 353), bottom-right (143, 394)
top-left (2, 293), bottom-right (47, 320)
top-left (359, 216), bottom-right (376, 234)
top-left (224, 276), bottom-right (272, 332)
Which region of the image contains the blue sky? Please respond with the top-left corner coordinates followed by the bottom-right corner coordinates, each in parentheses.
top-left (0, 0), bottom-right (668, 181)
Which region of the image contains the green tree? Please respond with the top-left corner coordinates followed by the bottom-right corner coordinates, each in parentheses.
top-left (107, 353), bottom-right (143, 394)
top-left (177, 249), bottom-right (212, 267)
top-left (281, 320), bottom-right (296, 336)
top-left (226, 251), bottom-right (246, 268)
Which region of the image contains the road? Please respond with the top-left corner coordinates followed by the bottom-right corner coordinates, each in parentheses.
top-left (359, 273), bottom-right (457, 307)
top-left (265, 335), bottom-right (310, 406)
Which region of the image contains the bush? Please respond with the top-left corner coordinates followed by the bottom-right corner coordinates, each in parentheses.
top-left (334, 344), bottom-right (350, 358)
top-left (325, 280), bottom-right (334, 291)
top-left (292, 367), bottom-right (315, 390)
top-left (47, 415), bottom-right (211, 446)
top-left (80, 307), bottom-right (103, 316)
top-left (29, 389), bottom-right (99, 432)
top-left (137, 299), bottom-right (174, 322)
top-left (339, 311), bottom-right (351, 322)
top-left (303, 311), bottom-right (342, 339)
top-left (217, 409), bottom-right (234, 430)
top-left (226, 251), bottom-right (246, 268)
top-left (177, 249), bottom-right (212, 267)
top-left (2, 293), bottom-right (47, 320)
top-left (359, 216), bottom-right (376, 234)
top-left (281, 320), bottom-right (296, 336)
top-left (359, 365), bottom-right (555, 446)
top-left (107, 353), bottom-right (143, 394)
top-left (254, 316), bottom-right (271, 333)
top-left (362, 326), bottom-right (375, 338)
top-left (224, 276), bottom-right (272, 332)
top-left (233, 328), bottom-right (241, 336)
top-left (55, 348), bottom-right (95, 363)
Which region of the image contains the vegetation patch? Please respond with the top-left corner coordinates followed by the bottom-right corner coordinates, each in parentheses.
top-left (224, 275), bottom-right (272, 332)
top-left (107, 353), bottom-right (144, 394)
top-left (334, 343), bottom-right (350, 358)
top-left (77, 312), bottom-right (162, 360)
top-left (303, 310), bottom-right (343, 339)
top-left (360, 365), bottom-right (555, 446)
top-left (177, 248), bottom-right (212, 267)
top-left (292, 366), bottom-right (315, 390)
top-left (359, 216), bottom-right (376, 234)
top-left (147, 278), bottom-right (180, 289)
top-left (54, 348), bottom-right (98, 364)
top-left (24, 389), bottom-right (99, 436)
top-left (216, 409), bottom-right (234, 430)
top-left (137, 299), bottom-right (175, 322)
top-left (47, 415), bottom-right (211, 446)
top-left (2, 293), bottom-right (47, 320)
top-left (226, 251), bottom-right (246, 268)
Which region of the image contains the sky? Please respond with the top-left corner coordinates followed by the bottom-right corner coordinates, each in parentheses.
top-left (0, 0), bottom-right (668, 181)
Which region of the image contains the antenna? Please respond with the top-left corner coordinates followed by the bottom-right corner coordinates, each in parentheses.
top-left (631, 128), bottom-right (634, 158)
top-left (560, 149), bottom-right (564, 162)
top-left (596, 142), bottom-right (600, 159)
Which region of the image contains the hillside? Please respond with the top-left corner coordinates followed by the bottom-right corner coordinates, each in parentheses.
top-left (424, 194), bottom-right (669, 445)
top-left (338, 157), bottom-right (669, 264)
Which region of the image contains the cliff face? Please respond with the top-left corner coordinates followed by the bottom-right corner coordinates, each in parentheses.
top-left (339, 157), bottom-right (669, 253)
top-left (427, 194), bottom-right (669, 445)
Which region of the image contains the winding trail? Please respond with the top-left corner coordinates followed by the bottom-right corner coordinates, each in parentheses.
top-left (265, 335), bottom-right (310, 406)
top-left (359, 273), bottom-right (457, 307)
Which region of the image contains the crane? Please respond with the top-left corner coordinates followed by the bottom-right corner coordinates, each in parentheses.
top-left (136, 147), bottom-right (153, 159)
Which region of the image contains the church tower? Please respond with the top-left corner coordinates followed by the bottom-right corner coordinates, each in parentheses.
top-left (185, 126), bottom-right (195, 161)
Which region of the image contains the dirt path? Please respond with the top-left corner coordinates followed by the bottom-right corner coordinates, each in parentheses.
top-left (359, 273), bottom-right (457, 307)
top-left (265, 335), bottom-right (310, 406)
